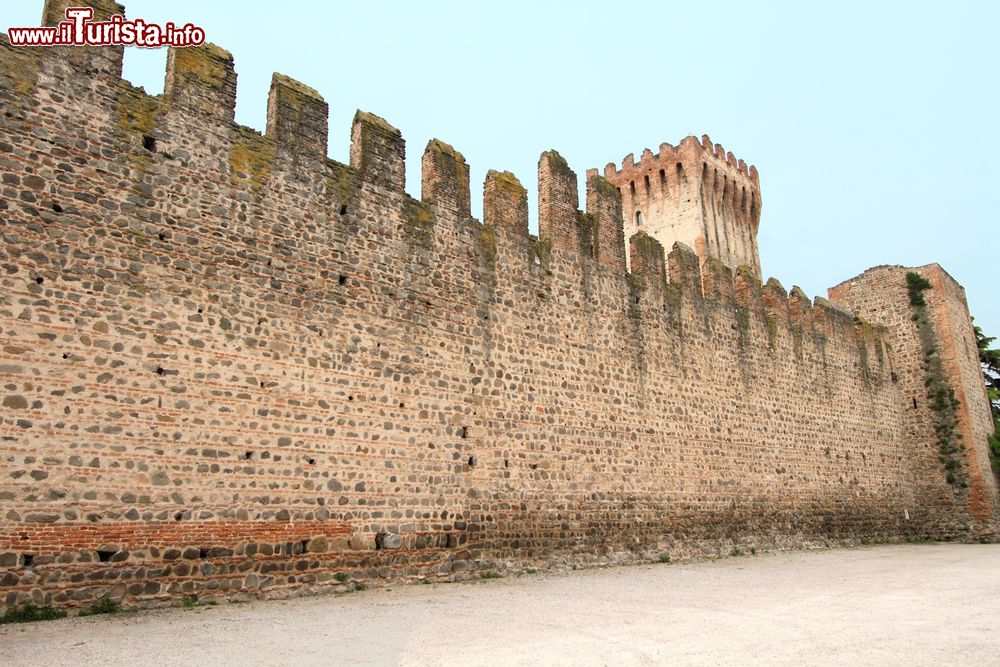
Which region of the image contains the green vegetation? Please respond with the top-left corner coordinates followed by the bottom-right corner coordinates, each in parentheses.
top-left (658, 553), bottom-right (671, 564)
top-left (906, 271), bottom-right (933, 307)
top-left (975, 320), bottom-right (1000, 481)
top-left (478, 571), bottom-right (502, 580)
top-left (906, 272), bottom-right (967, 490)
top-left (180, 596), bottom-right (217, 609)
top-left (78, 597), bottom-right (119, 617)
top-left (334, 572), bottom-right (350, 583)
top-left (0, 603), bottom-right (67, 624)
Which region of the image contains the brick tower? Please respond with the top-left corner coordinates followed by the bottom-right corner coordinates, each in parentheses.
top-left (593, 135), bottom-right (762, 276)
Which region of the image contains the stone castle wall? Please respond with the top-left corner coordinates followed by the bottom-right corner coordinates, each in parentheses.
top-left (0, 1), bottom-right (994, 611)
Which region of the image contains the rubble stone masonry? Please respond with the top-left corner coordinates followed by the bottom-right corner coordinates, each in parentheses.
top-left (0, 0), bottom-right (996, 611)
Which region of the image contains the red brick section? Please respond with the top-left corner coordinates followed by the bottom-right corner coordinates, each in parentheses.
top-left (0, 520), bottom-right (349, 556)
top-left (603, 135), bottom-right (762, 276)
top-left (924, 266), bottom-right (1000, 525)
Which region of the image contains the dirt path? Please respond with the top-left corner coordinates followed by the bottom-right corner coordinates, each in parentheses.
top-left (1, 544), bottom-right (997, 666)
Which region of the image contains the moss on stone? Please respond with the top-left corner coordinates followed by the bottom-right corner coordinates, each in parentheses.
top-left (491, 171), bottom-right (526, 197)
top-left (272, 72), bottom-right (323, 102)
top-left (665, 283), bottom-right (684, 331)
top-left (230, 128), bottom-right (277, 196)
top-left (630, 231), bottom-right (664, 269)
top-left (542, 150), bottom-right (571, 174)
top-left (174, 44), bottom-right (233, 90)
top-left (734, 306), bottom-right (751, 345)
top-left (404, 199), bottom-right (434, 246)
top-left (530, 236), bottom-right (552, 276)
top-left (427, 138), bottom-right (465, 163)
top-left (765, 315), bottom-right (778, 350)
top-left (626, 273), bottom-right (645, 321)
top-left (857, 331), bottom-right (871, 380)
top-left (0, 40), bottom-right (40, 97)
top-left (115, 84), bottom-right (161, 139)
top-left (576, 211), bottom-right (597, 259)
top-left (587, 174), bottom-right (618, 197)
top-left (354, 110), bottom-right (400, 137)
top-left (477, 223), bottom-right (498, 282)
top-left (326, 162), bottom-right (360, 211)
top-left (792, 325), bottom-right (804, 360)
top-left (626, 272), bottom-right (645, 294)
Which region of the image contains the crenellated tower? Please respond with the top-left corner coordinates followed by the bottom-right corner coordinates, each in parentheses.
top-left (592, 135), bottom-right (762, 277)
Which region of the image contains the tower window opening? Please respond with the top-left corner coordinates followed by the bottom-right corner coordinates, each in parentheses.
top-left (643, 175), bottom-right (650, 193)
top-left (636, 211), bottom-right (644, 226)
top-left (629, 181), bottom-right (636, 195)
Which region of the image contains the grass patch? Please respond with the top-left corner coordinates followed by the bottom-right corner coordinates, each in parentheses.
top-left (334, 572), bottom-right (350, 583)
top-left (0, 603), bottom-right (67, 624)
top-left (78, 598), bottom-right (119, 617)
top-left (180, 596), bottom-right (216, 609)
top-left (478, 571), bottom-right (502, 580)
top-left (353, 582), bottom-right (367, 591)
top-left (658, 553), bottom-right (671, 563)
top-left (730, 548), bottom-right (743, 557)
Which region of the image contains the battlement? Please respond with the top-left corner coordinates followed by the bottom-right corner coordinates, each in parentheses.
top-left (602, 134), bottom-right (760, 191)
top-left (0, 0), bottom-right (889, 386)
top-left (4, 4), bottom-right (754, 286)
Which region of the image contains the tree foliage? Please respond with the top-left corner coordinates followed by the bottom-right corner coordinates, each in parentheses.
top-left (976, 320), bottom-right (1000, 475)
top-left (975, 322), bottom-right (1000, 421)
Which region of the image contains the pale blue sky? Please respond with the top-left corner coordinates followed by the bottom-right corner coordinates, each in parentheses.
top-left (8, 1), bottom-right (998, 337)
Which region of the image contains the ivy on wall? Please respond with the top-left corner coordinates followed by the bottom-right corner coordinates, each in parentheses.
top-left (906, 272), bottom-right (968, 490)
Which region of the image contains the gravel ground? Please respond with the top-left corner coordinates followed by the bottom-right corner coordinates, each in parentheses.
top-left (1, 543), bottom-right (998, 666)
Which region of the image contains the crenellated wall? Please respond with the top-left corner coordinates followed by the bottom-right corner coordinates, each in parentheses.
top-left (0, 1), bottom-right (994, 612)
top-left (595, 135), bottom-right (762, 277)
